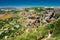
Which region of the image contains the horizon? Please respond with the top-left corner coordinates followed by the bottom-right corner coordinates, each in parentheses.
top-left (0, 6), bottom-right (60, 8)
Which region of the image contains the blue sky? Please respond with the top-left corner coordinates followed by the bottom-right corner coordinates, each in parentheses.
top-left (0, 0), bottom-right (60, 8)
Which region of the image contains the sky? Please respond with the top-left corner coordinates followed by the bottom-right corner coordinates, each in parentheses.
top-left (0, 0), bottom-right (60, 8)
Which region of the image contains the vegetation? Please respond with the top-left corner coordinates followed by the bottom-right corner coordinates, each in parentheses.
top-left (12, 17), bottom-right (60, 40)
top-left (0, 7), bottom-right (60, 40)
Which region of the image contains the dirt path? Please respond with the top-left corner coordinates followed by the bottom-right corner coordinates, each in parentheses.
top-left (42, 34), bottom-right (52, 40)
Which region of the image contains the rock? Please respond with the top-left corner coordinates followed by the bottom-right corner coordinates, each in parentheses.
top-left (5, 36), bottom-right (8, 40)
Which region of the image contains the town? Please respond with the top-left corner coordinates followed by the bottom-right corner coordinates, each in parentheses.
top-left (0, 7), bottom-right (60, 40)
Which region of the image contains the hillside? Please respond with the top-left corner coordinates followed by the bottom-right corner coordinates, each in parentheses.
top-left (11, 17), bottom-right (60, 40)
top-left (0, 17), bottom-right (60, 40)
top-left (0, 7), bottom-right (60, 40)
